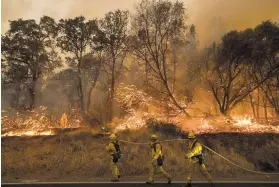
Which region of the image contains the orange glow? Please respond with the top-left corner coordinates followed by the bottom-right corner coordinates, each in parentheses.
top-left (2, 87), bottom-right (279, 137)
top-left (2, 130), bottom-right (54, 137)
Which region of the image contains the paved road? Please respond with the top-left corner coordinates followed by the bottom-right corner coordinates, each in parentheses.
top-left (2, 181), bottom-right (279, 187)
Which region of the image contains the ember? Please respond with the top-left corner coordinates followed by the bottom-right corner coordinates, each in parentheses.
top-left (2, 130), bottom-right (54, 137)
top-left (2, 86), bottom-right (279, 137)
top-left (1, 107), bottom-right (83, 137)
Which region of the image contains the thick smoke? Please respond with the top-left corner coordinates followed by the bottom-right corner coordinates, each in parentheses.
top-left (2, 0), bottom-right (279, 46)
top-left (2, 0), bottom-right (278, 119)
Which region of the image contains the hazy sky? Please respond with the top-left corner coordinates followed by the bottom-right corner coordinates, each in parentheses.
top-left (2, 0), bottom-right (279, 46)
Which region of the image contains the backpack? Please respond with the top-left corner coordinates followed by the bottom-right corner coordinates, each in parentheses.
top-left (112, 141), bottom-right (122, 163)
top-left (153, 143), bottom-right (165, 166)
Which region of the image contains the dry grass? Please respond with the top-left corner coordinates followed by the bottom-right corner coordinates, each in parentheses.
top-left (2, 125), bottom-right (279, 182)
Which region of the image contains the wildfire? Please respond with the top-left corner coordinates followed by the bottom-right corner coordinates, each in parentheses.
top-left (233, 116), bottom-right (252, 125)
top-left (2, 130), bottom-right (54, 137)
top-left (1, 107), bottom-right (83, 137)
top-left (196, 118), bottom-right (216, 133)
top-left (192, 116), bottom-right (279, 134)
top-left (2, 85), bottom-right (279, 137)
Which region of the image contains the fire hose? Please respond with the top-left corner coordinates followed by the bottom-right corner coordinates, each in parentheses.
top-left (118, 139), bottom-right (279, 175)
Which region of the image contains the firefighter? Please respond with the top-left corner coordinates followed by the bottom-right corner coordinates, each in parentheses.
top-left (106, 133), bottom-right (121, 182)
top-left (184, 132), bottom-right (213, 187)
top-left (146, 134), bottom-right (172, 184)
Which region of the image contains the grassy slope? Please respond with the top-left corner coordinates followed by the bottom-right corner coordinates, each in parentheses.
top-left (2, 128), bottom-right (279, 182)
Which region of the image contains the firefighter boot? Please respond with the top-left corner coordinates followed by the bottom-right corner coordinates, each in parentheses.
top-left (167, 177), bottom-right (172, 184)
top-left (183, 183), bottom-right (192, 187)
top-left (146, 180), bottom-right (154, 184)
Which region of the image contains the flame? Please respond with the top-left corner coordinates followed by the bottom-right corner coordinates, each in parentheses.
top-left (2, 130), bottom-right (54, 137)
top-left (233, 116), bottom-right (252, 125)
top-left (112, 85), bottom-right (279, 134)
top-left (1, 107), bottom-right (83, 137)
top-left (2, 85), bottom-right (279, 137)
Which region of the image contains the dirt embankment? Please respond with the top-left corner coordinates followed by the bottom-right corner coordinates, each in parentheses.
top-left (2, 128), bottom-right (279, 182)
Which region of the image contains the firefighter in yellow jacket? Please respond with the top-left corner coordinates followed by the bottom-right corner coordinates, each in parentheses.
top-left (146, 134), bottom-right (172, 184)
top-left (185, 132), bottom-right (213, 187)
top-left (106, 133), bottom-right (121, 182)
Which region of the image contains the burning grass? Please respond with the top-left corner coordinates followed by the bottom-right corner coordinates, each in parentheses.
top-left (2, 84), bottom-right (279, 137)
top-left (113, 84), bottom-right (279, 134)
top-left (1, 107), bottom-right (85, 137)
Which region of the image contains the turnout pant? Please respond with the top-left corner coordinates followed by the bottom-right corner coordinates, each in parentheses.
top-left (148, 158), bottom-right (170, 181)
top-left (110, 157), bottom-right (120, 179)
top-left (186, 158), bottom-right (212, 183)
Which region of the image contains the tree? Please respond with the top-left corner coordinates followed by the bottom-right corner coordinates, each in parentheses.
top-left (1, 16), bottom-right (61, 109)
top-left (80, 54), bottom-right (101, 111)
top-left (94, 10), bottom-right (129, 121)
top-left (131, 0), bottom-right (190, 116)
top-left (45, 69), bottom-right (79, 109)
top-left (57, 16), bottom-right (98, 113)
top-left (204, 25), bottom-right (279, 116)
top-left (251, 21), bottom-right (279, 116)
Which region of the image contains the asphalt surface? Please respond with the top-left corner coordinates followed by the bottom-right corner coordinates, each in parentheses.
top-left (2, 181), bottom-right (279, 187)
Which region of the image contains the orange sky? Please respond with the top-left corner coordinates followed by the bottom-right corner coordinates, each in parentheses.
top-left (2, 0), bottom-right (279, 46)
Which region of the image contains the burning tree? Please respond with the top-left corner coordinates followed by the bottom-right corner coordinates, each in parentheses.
top-left (204, 24), bottom-right (279, 117)
top-left (93, 10), bottom-right (130, 122)
top-left (116, 83), bottom-right (152, 113)
top-left (113, 84), bottom-right (152, 130)
top-left (131, 0), bottom-right (191, 117)
top-left (251, 21), bottom-right (279, 116)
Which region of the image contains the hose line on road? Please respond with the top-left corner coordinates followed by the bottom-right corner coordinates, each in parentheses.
top-left (118, 139), bottom-right (279, 175)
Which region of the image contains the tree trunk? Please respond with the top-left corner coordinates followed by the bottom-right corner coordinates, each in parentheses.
top-left (78, 75), bottom-right (84, 112)
top-left (164, 79), bottom-right (191, 117)
top-left (29, 80), bottom-right (36, 110)
top-left (77, 64), bottom-right (84, 113)
top-left (275, 109), bottom-right (279, 118)
top-left (220, 108), bottom-right (230, 117)
top-left (12, 81), bottom-right (21, 107)
top-left (108, 58), bottom-right (116, 122)
top-left (263, 97), bottom-right (268, 124)
top-left (256, 88), bottom-right (260, 119)
top-left (87, 69), bottom-right (100, 111)
top-left (220, 108), bottom-right (226, 117)
top-left (145, 61), bottom-right (148, 84)
top-left (249, 94), bottom-right (256, 118)
top-left (172, 51), bottom-right (177, 93)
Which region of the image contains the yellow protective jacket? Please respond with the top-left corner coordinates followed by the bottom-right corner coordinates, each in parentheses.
top-left (186, 140), bottom-right (203, 158)
top-left (106, 141), bottom-right (118, 155)
top-left (151, 142), bottom-right (162, 159)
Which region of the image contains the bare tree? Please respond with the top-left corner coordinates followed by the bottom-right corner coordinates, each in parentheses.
top-left (131, 0), bottom-right (190, 116)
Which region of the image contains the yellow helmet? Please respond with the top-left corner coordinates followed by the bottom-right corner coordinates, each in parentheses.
top-left (188, 132), bottom-right (196, 139)
top-left (109, 133), bottom-right (117, 140)
top-left (151, 134), bottom-right (158, 140)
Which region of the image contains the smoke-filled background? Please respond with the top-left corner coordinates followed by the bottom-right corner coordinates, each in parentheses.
top-left (2, 0), bottom-right (279, 46)
top-left (1, 0), bottom-right (279, 133)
